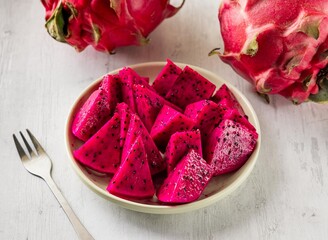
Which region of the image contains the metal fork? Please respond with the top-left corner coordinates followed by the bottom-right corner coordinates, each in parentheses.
top-left (13, 129), bottom-right (95, 240)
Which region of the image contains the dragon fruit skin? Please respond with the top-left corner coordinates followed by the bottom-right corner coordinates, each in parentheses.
top-left (152, 59), bottom-right (182, 97)
top-left (204, 119), bottom-right (258, 176)
top-left (122, 113), bottom-right (166, 175)
top-left (150, 105), bottom-right (195, 151)
top-left (73, 112), bottom-right (121, 174)
top-left (165, 130), bottom-right (202, 173)
top-left (107, 136), bottom-right (155, 199)
top-left (217, 0), bottom-right (328, 104)
top-left (41, 0), bottom-right (184, 53)
top-left (165, 66), bottom-right (216, 109)
top-left (157, 150), bottom-right (213, 203)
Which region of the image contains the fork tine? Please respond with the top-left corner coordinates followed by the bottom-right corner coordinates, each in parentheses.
top-left (13, 134), bottom-right (28, 160)
top-left (26, 129), bottom-right (45, 154)
top-left (19, 131), bottom-right (36, 157)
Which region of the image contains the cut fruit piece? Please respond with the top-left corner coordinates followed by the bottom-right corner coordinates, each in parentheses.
top-left (73, 112), bottom-right (121, 174)
top-left (115, 102), bottom-right (132, 148)
top-left (107, 136), bottom-right (155, 199)
top-left (152, 59), bottom-right (182, 96)
top-left (165, 66), bottom-right (216, 108)
top-left (222, 108), bottom-right (256, 133)
top-left (157, 150), bottom-right (213, 203)
top-left (72, 89), bottom-right (111, 142)
top-left (165, 130), bottom-right (202, 173)
top-left (122, 113), bottom-right (166, 175)
top-left (204, 119), bottom-right (258, 176)
top-left (184, 100), bottom-right (226, 141)
top-left (119, 67), bottom-right (152, 113)
top-left (150, 105), bottom-right (195, 151)
top-left (100, 73), bottom-right (122, 108)
top-left (211, 84), bottom-right (245, 116)
top-left (133, 84), bottom-right (181, 132)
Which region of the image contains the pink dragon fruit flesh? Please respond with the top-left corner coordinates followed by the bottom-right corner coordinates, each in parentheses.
top-left (222, 109), bottom-right (256, 133)
top-left (122, 113), bottom-right (166, 175)
top-left (107, 136), bottom-right (155, 199)
top-left (204, 119), bottom-right (258, 176)
top-left (165, 66), bottom-right (216, 108)
top-left (157, 149), bottom-right (213, 203)
top-left (41, 0), bottom-right (184, 53)
top-left (165, 130), bottom-right (202, 173)
top-left (73, 112), bottom-right (121, 174)
top-left (184, 100), bottom-right (225, 143)
top-left (72, 89), bottom-right (111, 142)
top-left (213, 0), bottom-right (328, 104)
top-left (72, 74), bottom-right (121, 141)
top-left (150, 105), bottom-right (195, 151)
top-left (118, 67), bottom-right (151, 112)
top-left (115, 102), bottom-right (132, 148)
top-left (133, 84), bottom-right (181, 132)
top-left (211, 84), bottom-right (245, 116)
top-left (152, 59), bottom-right (182, 97)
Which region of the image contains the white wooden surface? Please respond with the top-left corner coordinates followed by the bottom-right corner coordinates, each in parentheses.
top-left (1, 1), bottom-right (328, 239)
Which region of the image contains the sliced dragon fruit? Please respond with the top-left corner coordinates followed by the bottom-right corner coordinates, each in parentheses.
top-left (165, 66), bottom-right (216, 108)
top-left (204, 119), bottom-right (258, 176)
top-left (152, 59), bottom-right (182, 96)
top-left (133, 84), bottom-right (181, 132)
top-left (107, 136), bottom-right (155, 199)
top-left (73, 112), bottom-right (121, 174)
top-left (222, 108), bottom-right (256, 133)
top-left (150, 105), bottom-right (195, 151)
top-left (184, 99), bottom-right (225, 142)
top-left (157, 150), bottom-right (213, 203)
top-left (115, 102), bottom-right (132, 148)
top-left (211, 84), bottom-right (245, 116)
top-left (165, 130), bottom-right (202, 173)
top-left (100, 73), bottom-right (122, 106)
top-left (72, 89), bottom-right (111, 142)
top-left (123, 113), bottom-right (166, 175)
top-left (72, 73), bottom-right (122, 141)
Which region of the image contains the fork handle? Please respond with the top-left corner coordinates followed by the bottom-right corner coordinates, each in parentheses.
top-left (44, 175), bottom-right (95, 240)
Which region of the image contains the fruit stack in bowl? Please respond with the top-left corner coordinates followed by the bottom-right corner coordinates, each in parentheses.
top-left (71, 60), bottom-right (258, 204)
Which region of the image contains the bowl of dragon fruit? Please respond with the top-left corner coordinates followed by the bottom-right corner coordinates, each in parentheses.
top-left (65, 60), bottom-right (261, 214)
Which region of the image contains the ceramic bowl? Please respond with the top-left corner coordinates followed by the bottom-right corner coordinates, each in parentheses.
top-left (65, 62), bottom-right (261, 214)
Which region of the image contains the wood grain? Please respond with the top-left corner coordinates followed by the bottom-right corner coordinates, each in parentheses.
top-left (0, 0), bottom-right (327, 239)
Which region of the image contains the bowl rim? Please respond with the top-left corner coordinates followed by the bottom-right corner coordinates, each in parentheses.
top-left (65, 61), bottom-right (261, 214)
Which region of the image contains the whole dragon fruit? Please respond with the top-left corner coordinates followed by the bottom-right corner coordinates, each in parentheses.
top-left (214, 0), bottom-right (328, 104)
top-left (41, 0), bottom-right (184, 53)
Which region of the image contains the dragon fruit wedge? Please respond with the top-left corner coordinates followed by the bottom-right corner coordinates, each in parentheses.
top-left (150, 105), bottom-right (195, 151)
top-left (214, 0), bottom-right (328, 104)
top-left (122, 113), bottom-right (166, 175)
top-left (107, 136), bottom-right (155, 199)
top-left (165, 130), bottom-right (202, 173)
top-left (41, 0), bottom-right (184, 53)
top-left (73, 112), bottom-right (121, 174)
top-left (204, 119), bottom-right (258, 176)
top-left (152, 59), bottom-right (182, 97)
top-left (157, 150), bottom-right (213, 203)
top-left (72, 74), bottom-right (121, 141)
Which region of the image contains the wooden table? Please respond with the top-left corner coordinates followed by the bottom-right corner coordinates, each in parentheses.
top-left (1, 0), bottom-right (327, 239)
